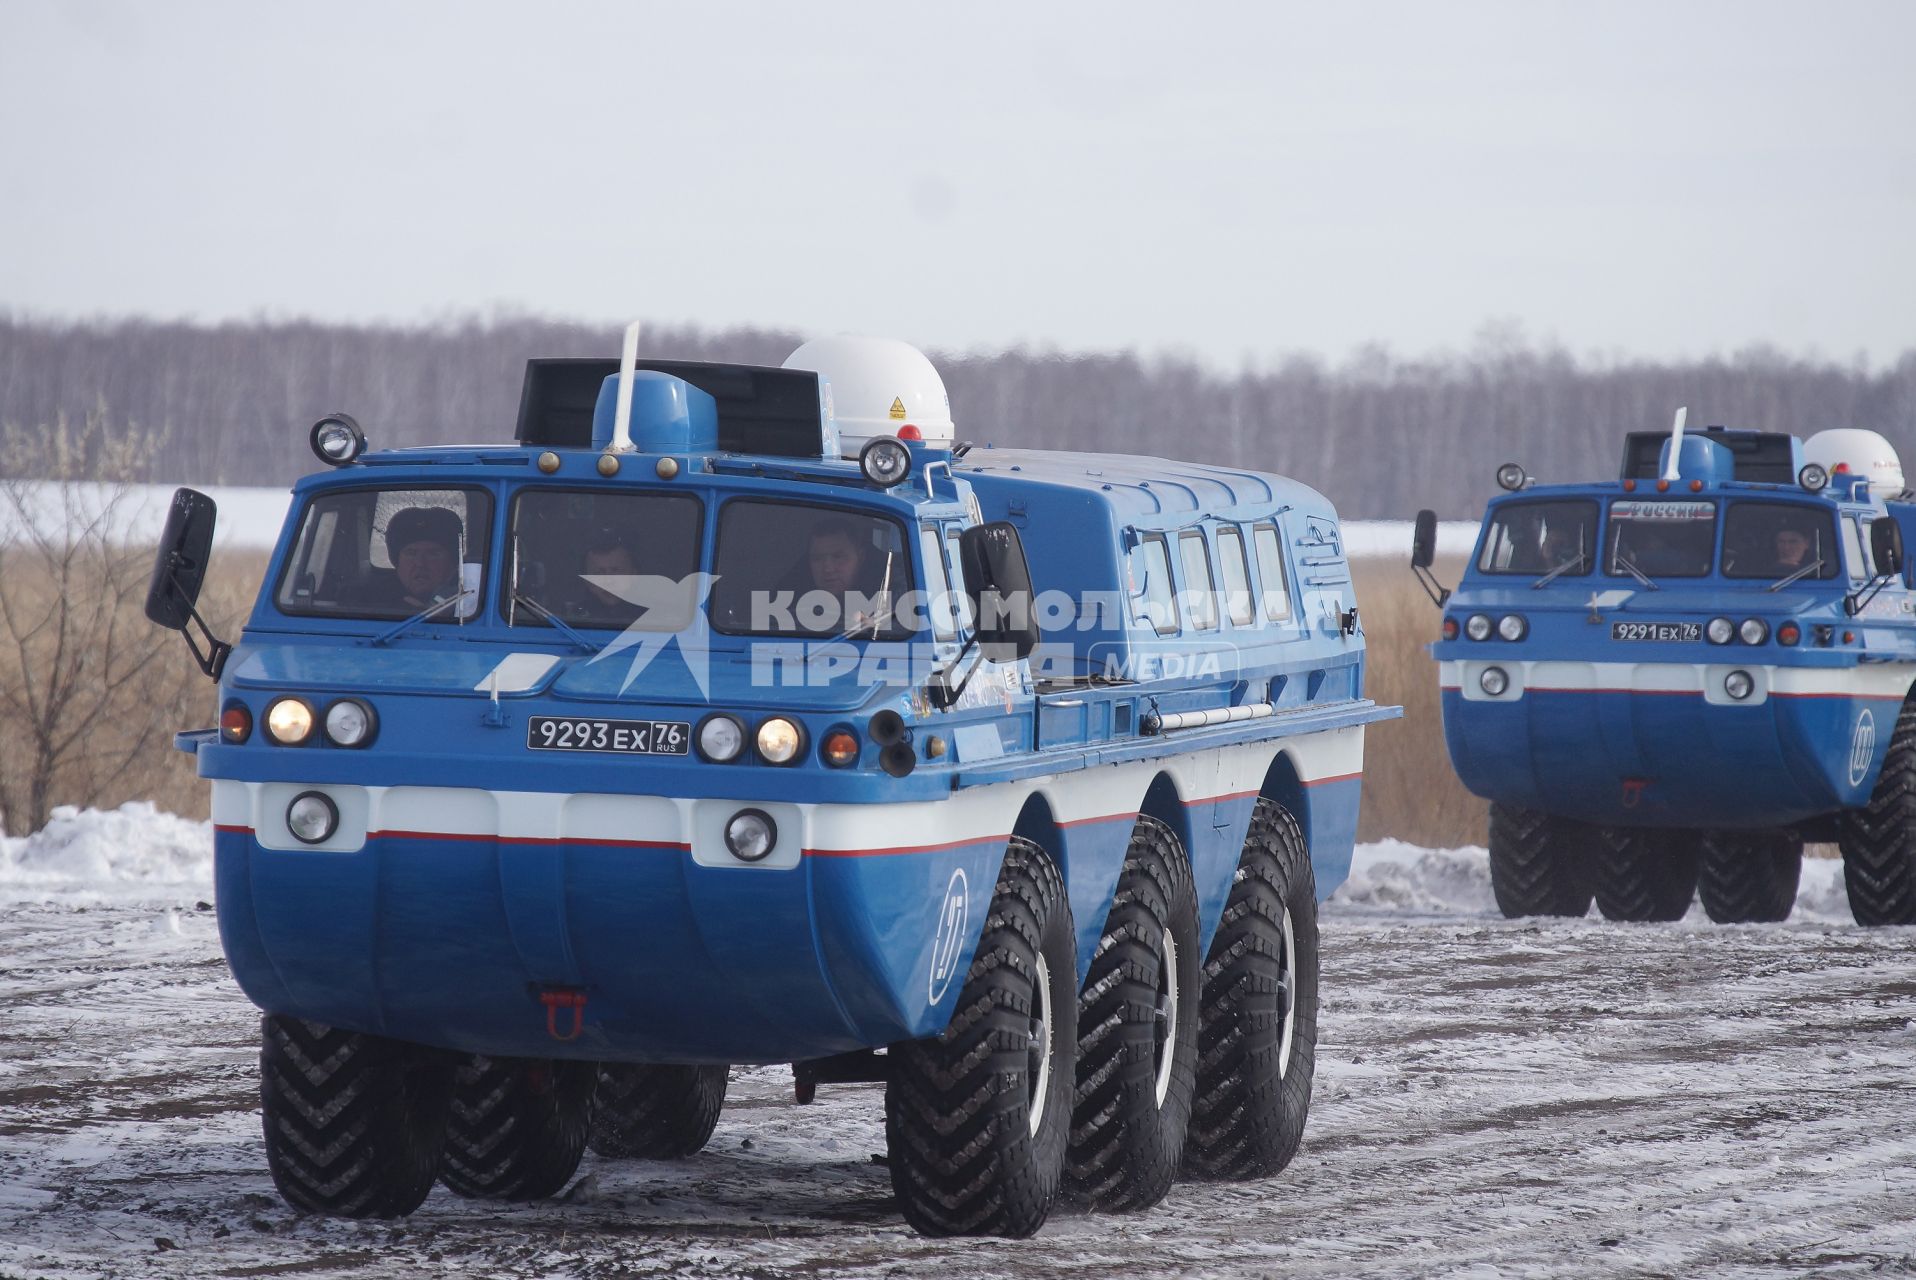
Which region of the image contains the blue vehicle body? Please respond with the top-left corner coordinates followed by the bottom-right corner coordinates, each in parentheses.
top-left (184, 354), bottom-right (1395, 1067)
top-left (1432, 426), bottom-right (1916, 834)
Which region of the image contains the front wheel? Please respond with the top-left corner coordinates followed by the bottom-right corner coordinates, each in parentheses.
top-left (1064, 815), bottom-right (1200, 1213)
top-left (1487, 803), bottom-right (1593, 919)
top-left (885, 837), bottom-right (1078, 1238)
top-left (1185, 797), bottom-right (1320, 1181)
top-left (1839, 699), bottom-right (1916, 926)
top-left (260, 1016), bottom-right (453, 1219)
top-left (1697, 831), bottom-right (1802, 924)
top-left (1591, 828), bottom-right (1698, 922)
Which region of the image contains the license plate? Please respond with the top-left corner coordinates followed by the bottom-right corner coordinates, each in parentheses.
top-left (527, 716), bottom-right (690, 755)
top-left (1610, 621), bottom-right (1701, 642)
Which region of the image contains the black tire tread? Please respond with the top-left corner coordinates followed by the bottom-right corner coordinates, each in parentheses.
top-left (1591, 828), bottom-right (1698, 923)
top-left (1186, 797), bottom-right (1319, 1181)
top-left (588, 1064), bottom-right (728, 1159)
top-left (1697, 831), bottom-right (1802, 924)
top-left (1487, 803), bottom-right (1593, 918)
top-left (885, 837), bottom-right (1077, 1238)
top-left (1839, 699), bottom-right (1916, 926)
top-left (259, 1015), bottom-right (452, 1219)
top-left (1065, 815), bottom-right (1200, 1212)
top-left (440, 1056), bottom-right (595, 1199)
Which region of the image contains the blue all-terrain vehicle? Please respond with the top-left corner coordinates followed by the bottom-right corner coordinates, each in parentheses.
top-left (147, 328), bottom-right (1395, 1236)
top-left (1412, 414), bottom-right (1916, 926)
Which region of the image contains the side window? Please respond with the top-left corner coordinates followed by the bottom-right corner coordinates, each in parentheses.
top-left (920, 526), bottom-right (956, 641)
top-left (1843, 518), bottom-right (1870, 581)
top-left (1216, 526), bottom-right (1255, 626)
top-left (1251, 524), bottom-right (1293, 621)
top-left (1179, 531), bottom-right (1218, 631)
top-left (1134, 535), bottom-right (1179, 634)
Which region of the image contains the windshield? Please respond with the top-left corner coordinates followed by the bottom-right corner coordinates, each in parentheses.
top-left (709, 500), bottom-right (912, 638)
top-left (1606, 499), bottom-right (1715, 579)
top-left (505, 489), bottom-right (704, 631)
top-left (1477, 499), bottom-right (1599, 576)
top-left (275, 487), bottom-right (492, 620)
top-left (1720, 501), bottom-right (1840, 581)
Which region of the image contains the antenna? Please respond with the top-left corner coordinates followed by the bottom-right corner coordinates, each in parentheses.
top-left (609, 319), bottom-right (642, 453)
top-left (1661, 406), bottom-right (1688, 482)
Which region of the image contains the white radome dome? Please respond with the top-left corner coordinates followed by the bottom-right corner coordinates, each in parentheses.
top-left (783, 336), bottom-right (955, 457)
top-left (1805, 428), bottom-right (1905, 493)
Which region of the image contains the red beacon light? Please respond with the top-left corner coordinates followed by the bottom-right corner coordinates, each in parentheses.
top-left (897, 423), bottom-right (924, 443)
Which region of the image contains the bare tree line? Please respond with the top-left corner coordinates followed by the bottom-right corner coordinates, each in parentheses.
top-left (2, 314), bottom-right (1912, 518)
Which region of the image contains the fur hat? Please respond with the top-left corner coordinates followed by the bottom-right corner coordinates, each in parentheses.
top-left (386, 506), bottom-right (462, 558)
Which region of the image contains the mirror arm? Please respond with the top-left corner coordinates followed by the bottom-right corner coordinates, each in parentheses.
top-left (926, 633), bottom-right (981, 710)
top-left (1845, 571), bottom-right (1896, 618)
top-left (167, 567), bottom-right (232, 680)
top-left (1411, 563), bottom-right (1452, 608)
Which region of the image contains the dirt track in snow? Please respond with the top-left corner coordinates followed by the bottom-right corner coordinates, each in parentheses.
top-left (3, 902), bottom-right (1914, 1279)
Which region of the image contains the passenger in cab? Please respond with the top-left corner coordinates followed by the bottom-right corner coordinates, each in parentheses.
top-left (564, 531), bottom-right (642, 625)
top-left (803, 518), bottom-right (892, 631)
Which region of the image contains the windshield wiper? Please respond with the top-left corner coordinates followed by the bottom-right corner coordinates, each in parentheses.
top-left (369, 591), bottom-right (471, 647)
top-left (512, 591), bottom-right (602, 654)
top-left (1532, 551), bottom-right (1587, 589)
top-left (1766, 558), bottom-right (1827, 592)
top-left (1612, 553), bottom-right (1659, 591)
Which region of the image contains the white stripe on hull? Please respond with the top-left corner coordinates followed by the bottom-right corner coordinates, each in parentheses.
top-left (1439, 659), bottom-right (1915, 706)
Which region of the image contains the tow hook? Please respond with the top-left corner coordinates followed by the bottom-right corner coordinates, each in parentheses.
top-left (539, 987), bottom-right (588, 1041)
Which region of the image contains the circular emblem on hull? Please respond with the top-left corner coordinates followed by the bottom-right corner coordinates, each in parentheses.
top-left (928, 868), bottom-right (969, 1006)
top-left (1850, 709), bottom-right (1878, 789)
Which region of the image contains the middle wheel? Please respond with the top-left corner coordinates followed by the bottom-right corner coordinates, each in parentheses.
top-left (1064, 815), bottom-right (1200, 1213)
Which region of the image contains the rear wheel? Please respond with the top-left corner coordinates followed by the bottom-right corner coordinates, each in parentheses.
top-left (259, 1015), bottom-right (453, 1219)
top-left (439, 1056), bottom-right (595, 1199)
top-left (1064, 815), bottom-right (1200, 1213)
top-left (1839, 699), bottom-right (1916, 926)
top-left (588, 1064), bottom-right (728, 1159)
top-left (1697, 831), bottom-right (1802, 924)
top-left (1591, 828), bottom-right (1698, 922)
top-left (1487, 803), bottom-right (1593, 918)
top-left (1186, 797), bottom-right (1319, 1180)
top-left (885, 837), bottom-right (1077, 1238)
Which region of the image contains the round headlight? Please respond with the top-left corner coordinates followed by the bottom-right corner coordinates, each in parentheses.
top-left (696, 714), bottom-right (746, 763)
top-left (756, 716), bottom-right (804, 765)
top-left (859, 436), bottom-right (913, 488)
top-left (264, 697), bottom-right (316, 746)
top-left (1738, 618), bottom-right (1770, 646)
top-left (1465, 614), bottom-right (1494, 641)
top-left (286, 791), bottom-right (339, 845)
top-left (1495, 462), bottom-right (1527, 492)
top-left (1799, 462), bottom-right (1830, 493)
top-left (724, 809), bottom-right (778, 862)
top-left (1705, 617), bottom-right (1735, 645)
top-left (310, 414), bottom-right (366, 466)
top-left (323, 699), bottom-right (377, 747)
top-left (1724, 669), bottom-right (1755, 701)
top-left (1497, 614), bottom-right (1528, 642)
top-left (1480, 666), bottom-right (1510, 696)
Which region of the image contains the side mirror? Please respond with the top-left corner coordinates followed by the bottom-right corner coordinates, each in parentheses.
top-left (145, 488), bottom-right (218, 630)
top-left (1410, 509), bottom-right (1438, 570)
top-left (1871, 519), bottom-right (1904, 578)
top-left (959, 521), bottom-right (1041, 662)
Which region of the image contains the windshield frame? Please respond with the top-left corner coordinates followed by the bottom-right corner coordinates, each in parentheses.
top-left (1474, 497), bottom-right (1600, 578)
top-left (1719, 498), bottom-right (1842, 582)
top-left (501, 484), bottom-right (708, 634)
top-left (1603, 497), bottom-right (1717, 581)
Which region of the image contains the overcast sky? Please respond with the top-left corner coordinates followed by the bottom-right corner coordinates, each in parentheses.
top-left (2, 1), bottom-right (1911, 367)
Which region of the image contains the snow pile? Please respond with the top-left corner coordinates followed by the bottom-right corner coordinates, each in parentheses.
top-left (0, 802), bottom-right (213, 902)
top-left (1334, 840), bottom-right (1498, 914)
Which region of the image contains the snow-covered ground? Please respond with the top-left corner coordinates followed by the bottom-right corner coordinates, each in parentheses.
top-left (0, 482), bottom-right (1480, 558)
top-left (3, 809), bottom-right (1913, 1277)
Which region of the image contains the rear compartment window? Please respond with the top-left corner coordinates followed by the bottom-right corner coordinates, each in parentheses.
top-left (1217, 526), bottom-right (1256, 626)
top-left (505, 489), bottom-right (704, 632)
top-left (1251, 524), bottom-right (1293, 620)
top-left (1606, 499), bottom-right (1715, 579)
top-left (275, 486), bottom-right (492, 620)
top-left (1179, 532), bottom-right (1219, 630)
top-left (1477, 499), bottom-right (1598, 577)
top-left (1720, 502), bottom-right (1840, 581)
top-left (710, 500), bottom-right (911, 637)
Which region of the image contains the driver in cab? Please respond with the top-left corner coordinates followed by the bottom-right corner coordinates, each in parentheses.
top-left (382, 507), bottom-right (464, 610)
